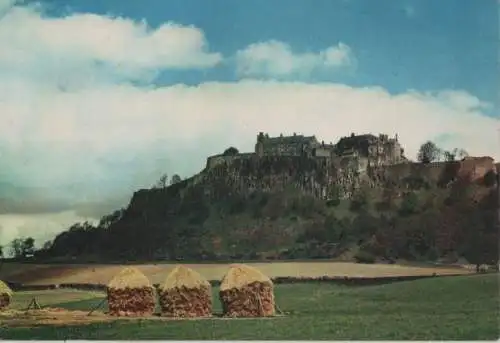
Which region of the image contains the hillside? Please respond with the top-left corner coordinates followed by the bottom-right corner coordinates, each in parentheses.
top-left (39, 133), bottom-right (500, 265)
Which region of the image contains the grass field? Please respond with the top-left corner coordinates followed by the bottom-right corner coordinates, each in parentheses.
top-left (2, 274), bottom-right (498, 340)
top-left (0, 261), bottom-right (471, 285)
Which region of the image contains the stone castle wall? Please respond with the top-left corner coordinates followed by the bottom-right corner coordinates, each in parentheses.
top-left (457, 157), bottom-right (496, 183)
top-left (205, 152), bottom-right (255, 169)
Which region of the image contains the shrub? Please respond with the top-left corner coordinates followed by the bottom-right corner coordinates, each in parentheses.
top-left (290, 196), bottom-right (326, 218)
top-left (354, 250), bottom-right (376, 264)
top-left (349, 186), bottom-right (370, 212)
top-left (326, 198), bottom-right (340, 207)
top-left (398, 192), bottom-right (419, 216)
top-left (482, 170), bottom-right (497, 187)
top-left (222, 147), bottom-right (239, 156)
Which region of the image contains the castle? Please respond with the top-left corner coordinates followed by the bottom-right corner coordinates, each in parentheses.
top-left (143, 131), bottom-right (497, 206)
top-left (206, 131), bottom-right (407, 170)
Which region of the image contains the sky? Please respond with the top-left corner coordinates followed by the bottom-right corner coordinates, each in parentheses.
top-left (0, 0), bottom-right (498, 250)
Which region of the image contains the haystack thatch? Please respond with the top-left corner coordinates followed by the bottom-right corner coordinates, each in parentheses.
top-left (158, 265), bottom-right (212, 318)
top-left (0, 280), bottom-right (13, 310)
top-left (219, 264), bottom-right (275, 317)
top-left (106, 267), bottom-right (155, 317)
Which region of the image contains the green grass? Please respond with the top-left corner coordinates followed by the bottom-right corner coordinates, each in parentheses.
top-left (8, 289), bottom-right (103, 310)
top-left (2, 274), bottom-right (499, 340)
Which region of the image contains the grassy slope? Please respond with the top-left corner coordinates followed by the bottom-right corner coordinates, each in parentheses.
top-left (3, 274), bottom-right (499, 340)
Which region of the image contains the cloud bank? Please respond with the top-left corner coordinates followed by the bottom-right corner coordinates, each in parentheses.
top-left (0, 1), bottom-right (498, 249)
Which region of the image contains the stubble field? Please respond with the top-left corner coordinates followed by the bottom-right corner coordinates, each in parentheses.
top-left (0, 261), bottom-right (472, 285)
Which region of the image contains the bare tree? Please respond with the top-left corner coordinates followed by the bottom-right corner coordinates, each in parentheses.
top-left (153, 173), bottom-right (169, 189)
top-left (457, 149), bottom-right (469, 159)
top-left (444, 148), bottom-right (469, 162)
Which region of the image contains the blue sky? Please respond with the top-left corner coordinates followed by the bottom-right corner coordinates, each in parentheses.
top-left (35, 0), bottom-right (498, 111)
top-left (0, 0), bottom-right (498, 247)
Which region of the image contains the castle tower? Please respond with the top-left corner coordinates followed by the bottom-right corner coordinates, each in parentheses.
top-left (255, 132), bottom-right (265, 157)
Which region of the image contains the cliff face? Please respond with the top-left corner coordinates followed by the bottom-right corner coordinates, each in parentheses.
top-left (128, 154), bottom-right (497, 215)
top-left (130, 155), bottom-right (364, 210)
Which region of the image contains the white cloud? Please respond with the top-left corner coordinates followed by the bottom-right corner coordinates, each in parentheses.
top-left (0, 2), bottom-right (498, 247)
top-left (235, 40), bottom-right (354, 77)
top-left (0, 1), bottom-right (222, 86)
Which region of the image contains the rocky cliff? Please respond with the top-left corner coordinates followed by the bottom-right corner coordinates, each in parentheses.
top-left (43, 146), bottom-right (498, 263)
top-left (129, 155), bottom-right (497, 211)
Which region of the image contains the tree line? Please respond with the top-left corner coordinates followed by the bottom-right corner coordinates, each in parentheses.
top-left (0, 237), bottom-right (36, 259)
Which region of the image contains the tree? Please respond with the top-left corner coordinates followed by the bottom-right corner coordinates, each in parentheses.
top-left (417, 141), bottom-right (440, 163)
top-left (223, 147), bottom-right (239, 156)
top-left (9, 238), bottom-right (24, 258)
top-left (462, 230), bottom-right (498, 272)
top-left (98, 209), bottom-right (124, 230)
top-left (376, 187), bottom-right (397, 211)
top-left (22, 237), bottom-right (35, 256)
top-left (350, 211), bottom-right (378, 241)
top-left (398, 192), bottom-right (420, 216)
top-left (42, 240), bottom-right (53, 250)
top-left (323, 213), bottom-right (347, 242)
top-left (482, 170), bottom-right (497, 187)
top-left (153, 173), bottom-right (169, 189)
top-left (0, 245), bottom-right (3, 259)
top-left (444, 148), bottom-right (468, 162)
top-left (170, 174), bottom-right (182, 185)
top-left (326, 185), bottom-right (341, 207)
top-left (349, 185), bottom-right (370, 212)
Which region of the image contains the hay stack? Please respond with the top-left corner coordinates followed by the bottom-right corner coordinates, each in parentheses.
top-left (219, 264), bottom-right (275, 317)
top-left (106, 267), bottom-right (155, 317)
top-left (0, 280), bottom-right (12, 310)
top-left (158, 265), bottom-right (212, 318)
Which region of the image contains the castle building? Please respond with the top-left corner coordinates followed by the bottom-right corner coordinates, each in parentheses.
top-left (255, 132), bottom-right (336, 158)
top-left (336, 133), bottom-right (405, 165)
top-left (207, 131), bottom-right (406, 171)
top-left (254, 131), bottom-right (404, 165)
